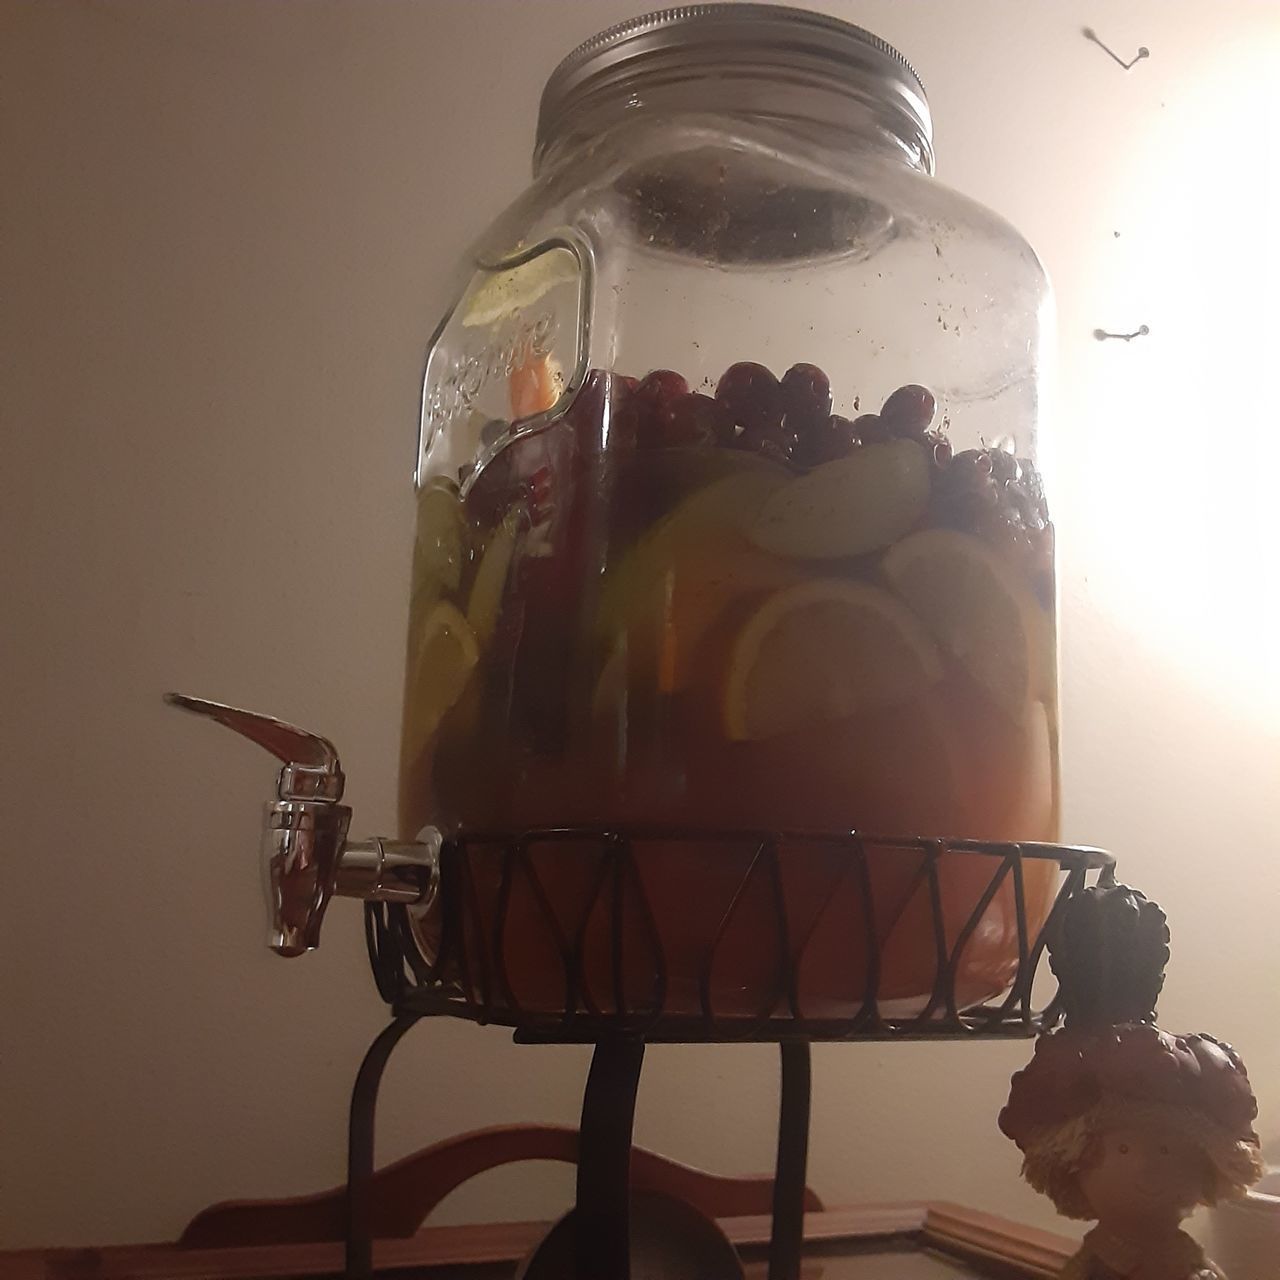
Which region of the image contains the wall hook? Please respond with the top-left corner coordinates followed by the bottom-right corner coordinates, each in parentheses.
top-left (1093, 325), bottom-right (1150, 342)
top-left (1083, 28), bottom-right (1150, 71)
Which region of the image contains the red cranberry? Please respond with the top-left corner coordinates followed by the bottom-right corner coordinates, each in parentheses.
top-left (1018, 464), bottom-right (1049, 522)
top-left (790, 413), bottom-right (856, 467)
top-left (950, 448), bottom-right (995, 484)
top-left (754, 430), bottom-right (793, 465)
top-left (852, 413), bottom-right (891, 445)
top-left (526, 463), bottom-right (555, 526)
top-left (564, 370), bottom-right (607, 427)
top-left (662, 392), bottom-right (731, 447)
top-left (780, 363), bottom-right (833, 430)
top-left (606, 397), bottom-right (652, 452)
top-left (880, 384), bottom-right (936, 435)
top-left (827, 414), bottom-right (862, 456)
top-left (715, 362), bottom-right (784, 434)
top-left (616, 374), bottom-right (640, 397)
top-left (929, 435), bottom-right (953, 467)
top-left (988, 448), bottom-right (1021, 485)
top-left (479, 417), bottom-right (507, 449)
top-left (784, 427), bottom-right (820, 468)
top-left (1008, 482), bottom-right (1046, 531)
top-left (635, 369), bottom-right (689, 406)
top-left (464, 431), bottom-right (545, 528)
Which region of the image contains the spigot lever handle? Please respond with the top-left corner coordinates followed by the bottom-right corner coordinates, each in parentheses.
top-left (164, 692), bottom-right (344, 802)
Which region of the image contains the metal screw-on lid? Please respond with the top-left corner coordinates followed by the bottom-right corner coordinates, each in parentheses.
top-left (537, 4), bottom-right (932, 171)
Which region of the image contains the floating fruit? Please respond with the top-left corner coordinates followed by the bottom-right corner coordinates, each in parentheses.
top-left (408, 480), bottom-right (467, 627)
top-left (509, 352), bottom-right (564, 419)
top-left (401, 600), bottom-right (480, 769)
top-left (722, 578), bottom-right (943, 741)
top-left (466, 505), bottom-right (524, 648)
top-left (461, 247), bottom-right (579, 328)
top-left (780, 362), bottom-right (833, 431)
top-left (882, 527), bottom-right (1052, 718)
top-left (879, 383), bottom-right (936, 435)
top-left (749, 438), bottom-right (930, 558)
top-left (660, 392), bottom-right (733, 448)
top-left (634, 368), bottom-right (690, 406)
top-left (715, 361), bottom-right (784, 434)
top-left (611, 534), bottom-right (806, 698)
top-left (596, 459), bottom-right (789, 636)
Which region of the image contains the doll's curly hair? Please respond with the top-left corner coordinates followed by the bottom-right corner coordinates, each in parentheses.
top-left (999, 1024), bottom-right (1263, 1219)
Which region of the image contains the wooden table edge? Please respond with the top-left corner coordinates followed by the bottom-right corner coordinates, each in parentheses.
top-left (0, 1202), bottom-right (1078, 1278)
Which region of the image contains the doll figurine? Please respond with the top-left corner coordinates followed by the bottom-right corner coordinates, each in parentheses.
top-left (999, 884), bottom-right (1263, 1279)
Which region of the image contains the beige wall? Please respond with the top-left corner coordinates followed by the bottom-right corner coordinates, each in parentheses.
top-left (3, 0), bottom-right (1277, 1251)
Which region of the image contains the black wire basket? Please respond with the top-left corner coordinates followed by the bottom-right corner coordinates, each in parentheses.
top-left (365, 827), bottom-right (1114, 1043)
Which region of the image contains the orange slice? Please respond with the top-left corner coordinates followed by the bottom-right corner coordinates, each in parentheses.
top-left (722, 579), bottom-right (943, 741)
top-left (882, 528), bottom-right (1053, 718)
top-left (509, 352), bottom-right (563, 419)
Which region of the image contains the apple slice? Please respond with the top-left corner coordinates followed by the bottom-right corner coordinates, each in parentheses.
top-left (749, 438), bottom-right (930, 559)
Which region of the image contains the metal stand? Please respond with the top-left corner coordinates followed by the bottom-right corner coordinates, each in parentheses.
top-left (342, 1022), bottom-right (813, 1280)
top-left (343, 835), bottom-right (1117, 1277)
top-left (346, 1014), bottom-right (422, 1280)
top-left (575, 1039), bottom-right (646, 1279)
top-left (770, 1043), bottom-right (811, 1280)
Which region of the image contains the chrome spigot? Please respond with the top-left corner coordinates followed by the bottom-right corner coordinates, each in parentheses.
top-left (165, 693), bottom-right (433, 956)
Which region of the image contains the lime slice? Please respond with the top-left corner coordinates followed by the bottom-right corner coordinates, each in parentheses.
top-left (722, 578), bottom-right (943, 741)
top-left (466, 506), bottom-right (524, 648)
top-left (402, 600), bottom-right (480, 766)
top-left (407, 482), bottom-right (467, 644)
top-left (413, 481), bottom-right (465, 590)
top-left (749, 438), bottom-right (930, 559)
top-left (882, 528), bottom-right (1052, 718)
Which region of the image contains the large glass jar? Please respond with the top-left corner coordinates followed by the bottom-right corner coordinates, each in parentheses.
top-left (400, 6), bottom-right (1057, 1019)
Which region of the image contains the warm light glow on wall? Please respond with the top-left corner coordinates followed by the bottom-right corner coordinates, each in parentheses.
top-left (1072, 29), bottom-right (1280, 723)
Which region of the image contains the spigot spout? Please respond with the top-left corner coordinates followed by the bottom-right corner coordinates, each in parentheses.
top-left (166, 692), bottom-right (351, 955)
top-left (263, 801), bottom-right (352, 956)
top-left (166, 692), bottom-right (436, 955)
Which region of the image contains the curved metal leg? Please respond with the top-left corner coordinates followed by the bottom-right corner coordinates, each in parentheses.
top-left (346, 1014), bottom-right (423, 1279)
top-left (768, 1042), bottom-right (811, 1280)
top-left (575, 1038), bottom-right (645, 1280)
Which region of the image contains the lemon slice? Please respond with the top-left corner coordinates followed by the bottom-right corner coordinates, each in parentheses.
top-left (749, 438), bottom-right (930, 559)
top-left (882, 528), bottom-right (1052, 718)
top-left (466, 506), bottom-right (523, 648)
top-left (461, 248), bottom-right (579, 328)
top-left (723, 579), bottom-right (943, 741)
top-left (402, 600), bottom-right (480, 765)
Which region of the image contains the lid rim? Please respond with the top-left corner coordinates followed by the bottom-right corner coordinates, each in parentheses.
top-left (544, 4), bottom-right (926, 98)
top-left (536, 4), bottom-right (931, 169)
